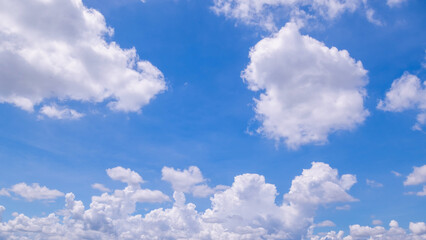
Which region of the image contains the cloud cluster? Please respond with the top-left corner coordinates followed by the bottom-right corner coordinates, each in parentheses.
top-left (378, 73), bottom-right (426, 130)
top-left (212, 0), bottom-right (363, 30)
top-left (0, 0), bottom-right (166, 118)
top-left (243, 22), bottom-right (369, 148)
top-left (0, 162), bottom-right (359, 239)
top-left (310, 220), bottom-right (426, 240)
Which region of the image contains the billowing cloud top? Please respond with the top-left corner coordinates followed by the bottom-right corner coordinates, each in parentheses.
top-left (0, 162), bottom-right (361, 239)
top-left (243, 22), bottom-right (369, 148)
top-left (0, 0), bottom-right (166, 117)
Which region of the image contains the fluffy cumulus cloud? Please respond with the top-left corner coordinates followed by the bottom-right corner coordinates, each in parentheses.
top-left (161, 166), bottom-right (221, 197)
top-left (106, 166), bottom-right (144, 186)
top-left (212, 0), bottom-right (364, 30)
top-left (310, 220), bottom-right (426, 240)
top-left (0, 0), bottom-right (166, 117)
top-left (39, 104), bottom-right (84, 120)
top-left (2, 183), bottom-right (64, 201)
top-left (404, 165), bottom-right (426, 196)
top-left (0, 162), bottom-right (361, 239)
top-left (378, 73), bottom-right (426, 130)
top-left (243, 22), bottom-right (368, 148)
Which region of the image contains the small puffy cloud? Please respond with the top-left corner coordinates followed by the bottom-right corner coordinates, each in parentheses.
top-left (387, 0), bottom-right (408, 7)
top-left (162, 166), bottom-right (215, 197)
top-left (212, 0), bottom-right (363, 30)
top-left (39, 104), bottom-right (83, 120)
top-left (106, 166), bottom-right (144, 186)
top-left (243, 22), bottom-right (368, 149)
top-left (0, 188), bottom-right (10, 197)
top-left (378, 73), bottom-right (426, 130)
top-left (91, 183), bottom-right (111, 192)
top-left (366, 179), bottom-right (383, 188)
top-left (0, 0), bottom-right (166, 116)
top-left (404, 165), bottom-right (426, 186)
top-left (315, 220), bottom-right (336, 227)
top-left (9, 183), bottom-right (64, 201)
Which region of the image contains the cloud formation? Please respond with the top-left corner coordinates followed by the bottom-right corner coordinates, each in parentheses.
top-left (310, 220), bottom-right (426, 239)
top-left (378, 73), bottom-right (426, 130)
top-left (0, 162), bottom-right (359, 239)
top-left (6, 183), bottom-right (64, 201)
top-left (212, 0), bottom-right (364, 30)
top-left (0, 0), bottom-right (166, 117)
top-left (161, 166), bottom-right (219, 197)
top-left (243, 22), bottom-right (369, 148)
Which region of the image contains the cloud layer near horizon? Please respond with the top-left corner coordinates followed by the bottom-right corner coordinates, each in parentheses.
top-left (0, 0), bottom-right (166, 118)
top-left (0, 162), bottom-right (360, 239)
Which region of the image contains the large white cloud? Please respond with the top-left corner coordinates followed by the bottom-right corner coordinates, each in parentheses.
top-left (378, 73), bottom-right (426, 130)
top-left (243, 22), bottom-right (369, 148)
top-left (212, 0), bottom-right (364, 30)
top-left (0, 0), bottom-right (166, 117)
top-left (0, 162), bottom-right (358, 239)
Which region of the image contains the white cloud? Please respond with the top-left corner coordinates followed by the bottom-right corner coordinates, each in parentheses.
top-left (366, 179), bottom-right (383, 188)
top-left (9, 183), bottom-right (64, 201)
top-left (387, 0), bottom-right (408, 7)
top-left (39, 104), bottom-right (83, 120)
top-left (0, 0), bottom-right (166, 116)
top-left (161, 166), bottom-right (216, 197)
top-left (365, 8), bottom-right (383, 26)
top-left (91, 183), bottom-right (111, 192)
top-left (0, 162), bottom-right (358, 239)
top-left (315, 220), bottom-right (336, 227)
top-left (310, 220), bottom-right (426, 240)
top-left (410, 222), bottom-right (426, 236)
top-left (0, 205), bottom-right (4, 222)
top-left (415, 185), bottom-right (426, 196)
top-left (0, 188), bottom-right (10, 197)
top-left (392, 170), bottom-right (402, 177)
top-left (212, 0), bottom-right (364, 30)
top-left (372, 219), bottom-right (383, 226)
top-left (336, 204), bottom-right (351, 210)
top-left (404, 165), bottom-right (426, 186)
top-left (243, 22), bottom-right (369, 148)
top-left (106, 166), bottom-right (144, 186)
top-left (378, 73), bottom-right (426, 130)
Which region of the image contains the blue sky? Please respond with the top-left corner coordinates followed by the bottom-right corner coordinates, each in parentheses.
top-left (0, 0), bottom-right (425, 239)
